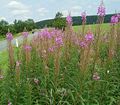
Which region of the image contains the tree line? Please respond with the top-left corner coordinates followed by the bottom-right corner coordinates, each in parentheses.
top-left (36, 13), bottom-right (115, 29)
top-left (0, 19), bottom-right (36, 37)
top-left (0, 13), bottom-right (115, 38)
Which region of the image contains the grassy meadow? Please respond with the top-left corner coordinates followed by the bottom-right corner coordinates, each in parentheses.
top-left (73, 23), bottom-right (109, 31)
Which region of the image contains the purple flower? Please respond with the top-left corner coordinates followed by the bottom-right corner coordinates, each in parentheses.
top-left (85, 33), bottom-right (94, 42)
top-left (48, 46), bottom-right (56, 52)
top-left (74, 39), bottom-right (79, 45)
top-left (16, 61), bottom-right (21, 67)
top-left (66, 14), bottom-right (72, 25)
top-left (93, 72), bottom-right (100, 80)
top-left (6, 32), bottom-right (13, 41)
top-left (24, 45), bottom-right (32, 51)
top-left (79, 41), bottom-right (87, 48)
top-left (50, 30), bottom-right (56, 37)
top-left (81, 11), bottom-right (86, 23)
top-left (97, 1), bottom-right (105, 17)
top-left (117, 13), bottom-right (120, 19)
top-left (48, 47), bottom-right (54, 52)
top-left (55, 36), bottom-right (63, 46)
top-left (41, 29), bottom-right (51, 39)
top-left (8, 101), bottom-right (12, 105)
top-left (111, 15), bottom-right (119, 24)
top-left (22, 32), bottom-right (29, 38)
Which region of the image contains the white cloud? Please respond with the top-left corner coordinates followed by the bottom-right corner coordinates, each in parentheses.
top-left (37, 8), bottom-right (48, 16)
top-left (7, 0), bottom-right (30, 16)
top-left (71, 5), bottom-right (82, 16)
top-left (8, 0), bottom-right (27, 10)
top-left (62, 6), bottom-right (82, 17)
top-left (0, 16), bottom-right (6, 21)
top-left (72, 6), bottom-right (82, 10)
top-left (11, 10), bottom-right (29, 16)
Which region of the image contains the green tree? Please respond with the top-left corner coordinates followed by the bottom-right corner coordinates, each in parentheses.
top-left (55, 12), bottom-right (63, 18)
top-left (13, 19), bottom-right (36, 33)
top-left (0, 20), bottom-right (9, 36)
top-left (53, 12), bottom-right (66, 29)
top-left (25, 19), bottom-right (36, 31)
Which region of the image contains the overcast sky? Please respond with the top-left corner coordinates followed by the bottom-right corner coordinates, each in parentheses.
top-left (0, 0), bottom-right (120, 23)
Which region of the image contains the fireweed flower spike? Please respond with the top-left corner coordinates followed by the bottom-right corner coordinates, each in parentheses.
top-left (80, 41), bottom-right (87, 48)
top-left (85, 32), bottom-right (94, 42)
top-left (66, 13), bottom-right (72, 25)
top-left (24, 45), bottom-right (32, 51)
top-left (117, 13), bottom-right (120, 22)
top-left (111, 15), bottom-right (119, 24)
top-left (48, 46), bottom-right (56, 52)
top-left (40, 28), bottom-right (51, 39)
top-left (97, 0), bottom-right (105, 17)
top-left (22, 31), bottom-right (29, 38)
top-left (6, 32), bottom-right (14, 68)
top-left (8, 101), bottom-right (12, 105)
top-left (81, 11), bottom-right (86, 23)
top-left (6, 32), bottom-right (13, 41)
top-left (55, 36), bottom-right (63, 46)
top-left (16, 61), bottom-right (21, 67)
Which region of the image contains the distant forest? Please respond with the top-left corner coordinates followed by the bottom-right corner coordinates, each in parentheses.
top-left (36, 14), bottom-right (114, 28)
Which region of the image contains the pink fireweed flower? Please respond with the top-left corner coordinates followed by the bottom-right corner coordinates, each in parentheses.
top-left (48, 46), bottom-right (56, 52)
top-left (22, 32), bottom-right (29, 38)
top-left (81, 11), bottom-right (86, 23)
top-left (85, 33), bottom-right (94, 42)
top-left (38, 31), bottom-right (43, 39)
top-left (24, 45), bottom-right (32, 51)
top-left (79, 41), bottom-right (87, 48)
top-left (34, 78), bottom-right (39, 85)
top-left (8, 101), bottom-right (12, 105)
top-left (93, 72), bottom-right (100, 80)
top-left (55, 36), bottom-right (63, 46)
top-left (117, 13), bottom-right (120, 21)
top-left (6, 32), bottom-right (13, 41)
top-left (66, 14), bottom-right (72, 25)
top-left (16, 61), bottom-right (21, 67)
top-left (97, 0), bottom-right (105, 17)
top-left (111, 15), bottom-right (119, 24)
top-left (74, 39), bottom-right (79, 46)
top-left (41, 29), bottom-right (51, 39)
top-left (48, 47), bottom-right (54, 52)
top-left (50, 30), bottom-right (56, 37)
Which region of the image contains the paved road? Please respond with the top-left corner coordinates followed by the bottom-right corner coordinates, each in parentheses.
top-left (0, 32), bottom-right (37, 51)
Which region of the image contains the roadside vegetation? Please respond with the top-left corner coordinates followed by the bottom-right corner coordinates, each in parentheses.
top-left (0, 1), bottom-right (120, 105)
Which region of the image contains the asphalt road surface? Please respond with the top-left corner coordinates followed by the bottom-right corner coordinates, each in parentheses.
top-left (0, 32), bottom-right (37, 51)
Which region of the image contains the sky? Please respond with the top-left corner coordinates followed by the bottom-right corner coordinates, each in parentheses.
top-left (0, 0), bottom-right (120, 23)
